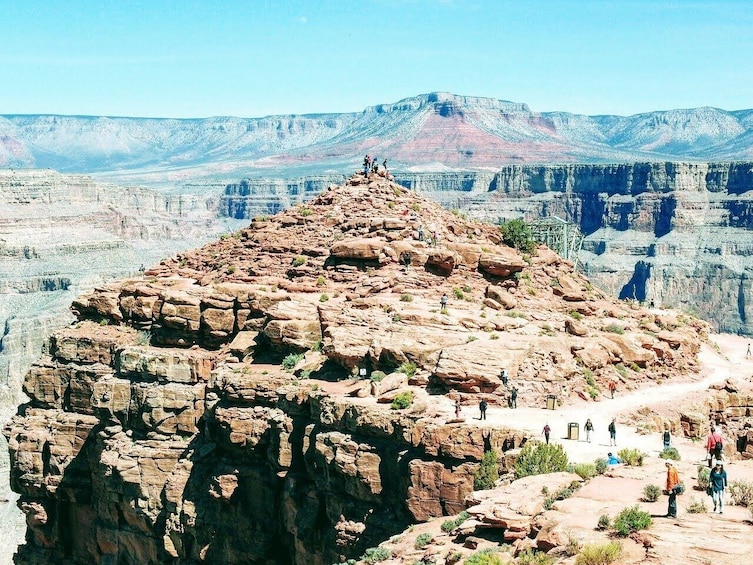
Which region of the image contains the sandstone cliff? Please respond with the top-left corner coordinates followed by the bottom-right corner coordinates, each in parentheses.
top-left (4, 173), bottom-right (707, 564)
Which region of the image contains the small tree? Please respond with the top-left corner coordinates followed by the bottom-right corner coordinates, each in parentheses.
top-left (515, 442), bottom-right (569, 479)
top-left (500, 218), bottom-right (535, 254)
top-left (474, 450), bottom-right (499, 490)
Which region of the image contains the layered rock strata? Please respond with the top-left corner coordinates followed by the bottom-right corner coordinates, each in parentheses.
top-left (4, 174), bottom-right (707, 564)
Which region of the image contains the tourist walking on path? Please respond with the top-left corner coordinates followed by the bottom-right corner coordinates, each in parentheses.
top-left (478, 399), bottom-right (487, 420)
top-left (709, 461), bottom-right (728, 513)
top-left (542, 423), bottom-right (551, 444)
top-left (665, 461), bottom-right (680, 518)
top-left (663, 427), bottom-right (671, 450)
top-left (706, 427), bottom-right (724, 467)
top-left (608, 418), bottom-right (617, 446)
top-left (510, 387), bottom-right (518, 409)
top-left (500, 369), bottom-right (508, 387)
top-left (440, 293), bottom-right (448, 310)
top-left (584, 418), bottom-right (594, 443)
top-left (454, 400), bottom-right (461, 419)
top-left (608, 379), bottom-right (617, 399)
top-left (417, 225), bottom-right (424, 242)
top-left (747, 343), bottom-right (751, 358)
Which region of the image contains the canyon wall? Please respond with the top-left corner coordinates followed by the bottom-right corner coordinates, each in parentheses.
top-left (221, 163), bottom-right (753, 334)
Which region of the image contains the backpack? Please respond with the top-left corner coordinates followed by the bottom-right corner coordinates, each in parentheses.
top-left (715, 438), bottom-right (723, 451)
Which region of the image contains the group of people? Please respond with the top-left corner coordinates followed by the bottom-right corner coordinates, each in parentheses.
top-left (363, 155), bottom-right (389, 177)
top-left (417, 225), bottom-right (440, 247)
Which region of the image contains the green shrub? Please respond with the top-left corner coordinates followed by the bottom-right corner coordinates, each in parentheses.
top-left (518, 548), bottom-right (553, 565)
top-left (400, 293), bottom-right (414, 302)
top-left (453, 287), bottom-right (465, 300)
top-left (514, 442), bottom-right (569, 479)
top-left (464, 548), bottom-right (505, 565)
top-left (414, 532), bottom-right (432, 550)
top-left (292, 255), bottom-right (306, 267)
top-left (281, 353), bottom-right (304, 371)
top-left (642, 484), bottom-right (662, 502)
top-left (697, 465), bottom-right (711, 490)
top-left (499, 218), bottom-right (535, 254)
top-left (462, 285), bottom-right (473, 293)
top-left (595, 458), bottom-right (608, 475)
top-left (390, 391), bottom-right (414, 410)
top-left (441, 511), bottom-right (470, 532)
top-left (542, 497), bottom-right (555, 510)
top-left (573, 463), bottom-right (597, 480)
top-left (362, 546), bottom-right (391, 563)
top-left (440, 307), bottom-right (449, 315)
top-left (575, 541), bottom-right (623, 565)
top-left (370, 371), bottom-right (386, 382)
top-left (685, 496), bottom-right (708, 513)
top-left (604, 324), bottom-right (625, 335)
top-left (614, 363), bottom-right (627, 378)
top-left (617, 448), bottom-right (644, 466)
top-left (729, 479), bottom-right (753, 506)
top-left (596, 514), bottom-right (611, 531)
top-left (659, 447), bottom-right (681, 461)
top-left (612, 505), bottom-right (652, 536)
top-left (226, 265), bottom-right (236, 274)
top-left (316, 275), bottom-right (326, 287)
top-left (319, 293), bottom-right (329, 302)
top-left (473, 450), bottom-right (499, 490)
top-left (398, 361), bottom-right (417, 377)
top-left (136, 331), bottom-right (151, 346)
top-left (583, 370), bottom-right (596, 387)
top-left (570, 310), bottom-right (584, 320)
top-left (300, 206), bottom-right (312, 217)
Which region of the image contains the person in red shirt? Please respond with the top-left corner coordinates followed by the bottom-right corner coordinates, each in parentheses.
top-left (706, 427), bottom-right (723, 467)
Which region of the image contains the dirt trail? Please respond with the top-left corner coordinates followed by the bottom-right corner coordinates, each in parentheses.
top-left (446, 333), bottom-right (751, 464)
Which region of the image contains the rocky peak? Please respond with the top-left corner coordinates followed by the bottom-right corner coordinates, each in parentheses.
top-left (3, 172), bottom-right (708, 564)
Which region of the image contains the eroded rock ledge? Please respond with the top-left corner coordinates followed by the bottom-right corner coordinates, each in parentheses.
top-left (4, 174), bottom-right (707, 564)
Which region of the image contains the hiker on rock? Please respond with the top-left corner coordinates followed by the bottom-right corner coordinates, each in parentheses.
top-left (665, 461), bottom-right (680, 518)
top-left (363, 155), bottom-right (371, 175)
top-left (440, 293), bottom-right (448, 310)
top-left (454, 399), bottom-right (461, 419)
top-left (509, 387), bottom-right (518, 409)
top-left (417, 225), bottom-right (424, 242)
top-left (747, 343), bottom-right (751, 358)
top-left (500, 368), bottom-right (508, 387)
top-left (608, 418), bottom-right (617, 446)
top-left (608, 379), bottom-right (617, 399)
top-left (706, 427), bottom-right (724, 467)
top-left (382, 159), bottom-right (388, 175)
top-left (663, 426), bottom-right (671, 450)
top-left (372, 158), bottom-right (379, 174)
top-left (479, 398), bottom-right (487, 420)
top-left (400, 251), bottom-right (411, 270)
top-left (709, 461), bottom-right (728, 513)
top-left (542, 423), bottom-right (551, 444)
top-left (584, 418), bottom-right (594, 443)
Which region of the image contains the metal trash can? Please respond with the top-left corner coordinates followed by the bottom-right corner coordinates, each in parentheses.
top-left (546, 394), bottom-right (557, 410)
top-left (568, 422), bottom-right (579, 441)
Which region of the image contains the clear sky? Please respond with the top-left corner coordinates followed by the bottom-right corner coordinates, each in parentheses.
top-left (1, 0), bottom-right (751, 118)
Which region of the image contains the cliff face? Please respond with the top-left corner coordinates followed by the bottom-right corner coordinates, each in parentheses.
top-left (4, 174), bottom-right (706, 564)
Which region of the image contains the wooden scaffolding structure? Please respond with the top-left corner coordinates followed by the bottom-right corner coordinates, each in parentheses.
top-left (528, 216), bottom-right (585, 269)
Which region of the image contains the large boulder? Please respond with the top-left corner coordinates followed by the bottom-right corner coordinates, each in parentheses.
top-left (329, 238), bottom-right (384, 260)
top-left (478, 250), bottom-right (527, 277)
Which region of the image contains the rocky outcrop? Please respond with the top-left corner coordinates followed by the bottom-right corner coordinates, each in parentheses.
top-left (3, 174), bottom-right (707, 564)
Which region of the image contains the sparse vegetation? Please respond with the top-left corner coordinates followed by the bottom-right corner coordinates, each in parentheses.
top-left (660, 447), bottom-right (681, 461)
top-left (441, 307), bottom-right (449, 315)
top-left (506, 310), bottom-right (527, 319)
top-left (135, 331), bottom-right (151, 346)
top-left (453, 287), bottom-right (465, 300)
top-left (729, 479), bottom-right (753, 506)
top-left (686, 497), bottom-right (708, 513)
top-left (473, 450), bottom-right (499, 490)
top-left (463, 548), bottom-right (506, 565)
top-left (414, 533), bottom-right (432, 550)
top-left (518, 548), bottom-right (553, 565)
top-left (499, 218), bottom-right (536, 254)
top-left (411, 203), bottom-right (420, 212)
top-left (361, 547), bottom-right (391, 563)
top-left (514, 442), bottom-right (568, 479)
top-left (604, 324), bottom-right (625, 334)
top-left (398, 361), bottom-right (417, 377)
top-left (596, 514), bottom-right (611, 531)
top-left (319, 293), bottom-right (329, 302)
top-left (461, 284), bottom-right (473, 293)
top-left (583, 369), bottom-right (596, 387)
top-left (441, 511), bottom-right (470, 532)
top-left (595, 458), bottom-right (608, 475)
top-left (575, 541), bottom-right (623, 565)
top-left (565, 530), bottom-right (583, 557)
top-left (587, 386), bottom-right (599, 400)
top-left (697, 465), bottom-right (711, 490)
top-left (617, 448), bottom-right (644, 467)
top-left (467, 335), bottom-right (478, 343)
top-left (573, 463), bottom-right (597, 480)
top-left (570, 310), bottom-right (584, 321)
top-left (400, 293), bottom-right (414, 302)
top-left (490, 333), bottom-right (499, 340)
top-left (611, 505), bottom-right (652, 536)
top-left (292, 255), bottom-right (306, 267)
top-left (316, 275), bottom-right (326, 287)
top-left (614, 363), bottom-right (627, 378)
top-left (282, 353), bottom-right (304, 371)
top-left (391, 391), bottom-right (414, 410)
top-left (300, 206), bottom-right (312, 217)
top-left (370, 371), bottom-right (386, 382)
top-left (226, 265), bottom-right (237, 274)
top-left (642, 484), bottom-right (662, 502)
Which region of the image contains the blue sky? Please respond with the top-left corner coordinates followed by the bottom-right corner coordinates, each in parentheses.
top-left (1, 0), bottom-right (751, 118)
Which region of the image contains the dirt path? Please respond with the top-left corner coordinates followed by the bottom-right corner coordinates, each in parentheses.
top-left (445, 333), bottom-right (752, 464)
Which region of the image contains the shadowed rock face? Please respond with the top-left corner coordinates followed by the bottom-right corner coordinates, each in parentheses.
top-left (223, 163), bottom-right (753, 334)
top-left (3, 174), bottom-right (707, 564)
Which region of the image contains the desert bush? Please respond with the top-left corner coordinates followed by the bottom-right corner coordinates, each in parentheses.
top-left (400, 293), bottom-right (413, 302)
top-left (319, 293), bottom-right (329, 302)
top-left (604, 324), bottom-right (625, 334)
top-left (728, 479), bottom-right (753, 506)
top-left (463, 548), bottom-right (506, 565)
top-left (370, 371), bottom-right (386, 382)
top-left (617, 448), bottom-right (644, 466)
top-left (453, 287), bottom-right (465, 300)
top-left (499, 218), bottom-right (536, 254)
top-left (473, 450), bottom-right (499, 491)
top-left (361, 547), bottom-right (391, 563)
top-left (573, 463), bottom-right (597, 480)
top-left (611, 505), bottom-right (652, 536)
top-left (595, 458), bottom-right (608, 475)
top-left (596, 514), bottom-right (611, 531)
top-left (518, 548), bottom-right (553, 565)
top-left (414, 533), bottom-right (432, 550)
top-left (697, 465), bottom-right (711, 490)
top-left (570, 310), bottom-right (584, 320)
top-left (398, 361), bottom-right (417, 377)
top-left (583, 370), bottom-right (596, 387)
top-left (299, 206), bottom-right (312, 217)
top-left (685, 496), bottom-right (708, 513)
top-left (514, 442), bottom-right (569, 479)
top-left (642, 484), bottom-right (662, 502)
top-left (614, 363), bottom-right (628, 378)
top-left (316, 275), bottom-right (326, 286)
top-left (441, 511), bottom-right (470, 533)
top-left (136, 331), bottom-right (151, 346)
top-left (391, 391), bottom-right (414, 410)
top-left (282, 353), bottom-right (304, 371)
top-left (659, 447), bottom-right (681, 461)
top-left (565, 530), bottom-right (583, 556)
top-left (575, 541), bottom-right (623, 565)
top-left (292, 255), bottom-right (306, 267)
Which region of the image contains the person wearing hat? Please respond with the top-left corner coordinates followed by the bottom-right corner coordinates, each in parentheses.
top-left (665, 461), bottom-right (680, 518)
top-left (709, 461), bottom-right (728, 514)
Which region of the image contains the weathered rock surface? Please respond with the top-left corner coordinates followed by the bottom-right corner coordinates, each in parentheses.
top-left (3, 174), bottom-right (708, 564)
